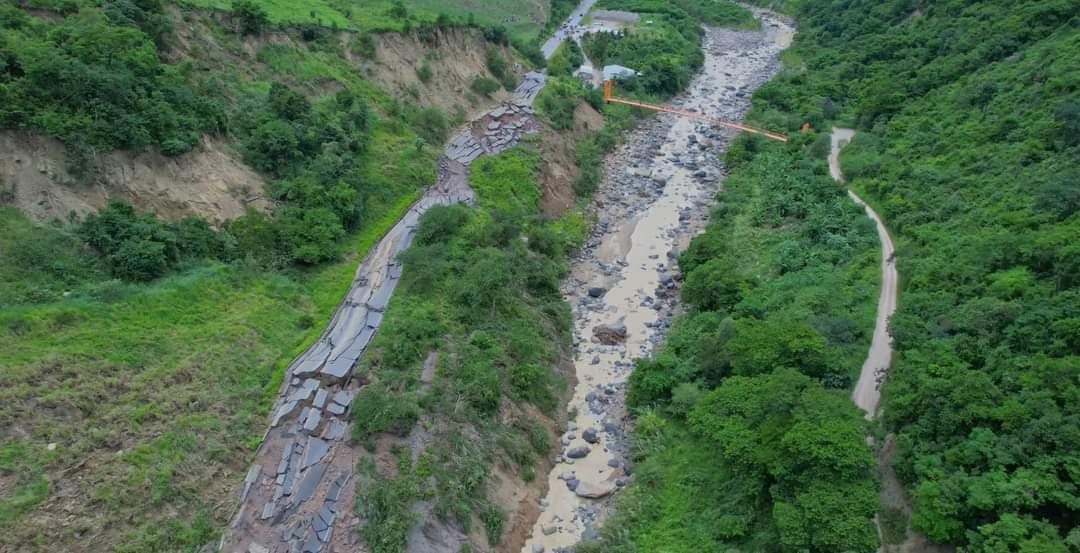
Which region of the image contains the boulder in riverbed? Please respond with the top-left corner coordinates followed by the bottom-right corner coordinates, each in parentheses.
top-left (593, 323), bottom-right (627, 344)
top-left (566, 446), bottom-right (590, 459)
top-left (574, 479), bottom-right (617, 499)
top-left (582, 428), bottom-right (599, 444)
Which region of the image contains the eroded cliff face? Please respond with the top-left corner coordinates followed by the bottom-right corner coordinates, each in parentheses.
top-left (1, 14), bottom-right (524, 227)
top-left (0, 131), bottom-right (267, 225)
top-left (351, 27), bottom-right (522, 121)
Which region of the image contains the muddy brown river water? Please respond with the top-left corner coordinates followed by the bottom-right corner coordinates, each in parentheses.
top-left (523, 9), bottom-right (795, 552)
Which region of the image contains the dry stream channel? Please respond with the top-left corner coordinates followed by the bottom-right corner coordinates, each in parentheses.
top-left (523, 10), bottom-right (795, 553)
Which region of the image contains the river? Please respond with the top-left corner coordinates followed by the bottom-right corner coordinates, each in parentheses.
top-left (522, 8), bottom-right (795, 552)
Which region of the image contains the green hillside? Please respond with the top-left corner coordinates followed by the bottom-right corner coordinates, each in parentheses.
top-left (0, 0), bottom-right (542, 549)
top-left (586, 0), bottom-right (1079, 552)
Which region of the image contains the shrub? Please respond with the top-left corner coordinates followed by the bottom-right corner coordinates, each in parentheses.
top-left (388, 0), bottom-right (407, 20)
top-left (415, 204), bottom-right (470, 245)
top-left (485, 47), bottom-right (508, 81)
top-left (680, 256), bottom-right (744, 312)
top-left (482, 25), bottom-right (508, 45)
top-left (352, 33), bottom-right (378, 59)
top-left (274, 206), bottom-right (345, 264)
top-left (548, 41), bottom-right (584, 77)
top-left (416, 61), bottom-right (433, 83)
top-left (108, 239), bottom-right (169, 282)
top-left (535, 77), bottom-right (585, 130)
top-left (411, 107), bottom-right (449, 145)
top-left (470, 76), bottom-right (500, 97)
top-left (352, 386), bottom-right (421, 439)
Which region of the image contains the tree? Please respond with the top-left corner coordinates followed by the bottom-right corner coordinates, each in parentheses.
top-left (227, 209), bottom-right (278, 264)
top-left (722, 318), bottom-right (828, 377)
top-left (470, 76), bottom-right (500, 97)
top-left (681, 256), bottom-right (744, 312)
top-left (690, 370), bottom-right (878, 553)
top-left (243, 119), bottom-right (301, 175)
top-left (268, 82), bottom-right (310, 122)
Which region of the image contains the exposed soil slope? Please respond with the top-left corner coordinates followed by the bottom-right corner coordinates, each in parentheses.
top-left (0, 131), bottom-right (267, 224)
top-left (2, 15), bottom-right (519, 227)
top-left (349, 28), bottom-right (522, 120)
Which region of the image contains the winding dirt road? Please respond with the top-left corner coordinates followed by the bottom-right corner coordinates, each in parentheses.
top-left (829, 128), bottom-right (897, 418)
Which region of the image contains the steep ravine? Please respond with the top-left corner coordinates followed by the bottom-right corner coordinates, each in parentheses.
top-left (220, 3), bottom-right (593, 551)
top-left (522, 10), bottom-right (795, 552)
top-left (220, 72), bottom-right (548, 553)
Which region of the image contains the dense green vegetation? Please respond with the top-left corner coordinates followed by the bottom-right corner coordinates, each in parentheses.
top-left (0, 2), bottom-right (223, 160)
top-left (0, 0), bottom-right (443, 272)
top-left (350, 145), bottom-right (585, 552)
top-left (586, 0), bottom-right (1080, 551)
top-left (581, 0), bottom-right (755, 97)
top-left (582, 135), bottom-right (881, 552)
top-left (181, 0), bottom-right (550, 43)
top-left (535, 75), bottom-right (600, 130)
top-left (547, 40), bottom-right (585, 78)
top-left (737, 0), bottom-right (1079, 549)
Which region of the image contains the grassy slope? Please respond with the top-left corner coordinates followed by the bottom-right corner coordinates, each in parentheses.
top-left (0, 8), bottom-right (440, 552)
top-left (179, 0), bottom-right (550, 42)
top-left (0, 189), bottom-right (421, 551)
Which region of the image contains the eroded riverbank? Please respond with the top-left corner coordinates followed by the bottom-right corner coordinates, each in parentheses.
top-left (523, 10), bottom-right (795, 552)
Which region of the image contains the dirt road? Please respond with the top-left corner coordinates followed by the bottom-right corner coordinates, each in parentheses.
top-left (829, 128), bottom-right (897, 418)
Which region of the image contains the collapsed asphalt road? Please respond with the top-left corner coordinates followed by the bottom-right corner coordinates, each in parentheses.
top-left (221, 0), bottom-right (601, 550)
top-left (220, 72), bottom-right (546, 553)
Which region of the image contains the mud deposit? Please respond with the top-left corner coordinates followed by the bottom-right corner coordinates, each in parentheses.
top-left (523, 10), bottom-right (794, 552)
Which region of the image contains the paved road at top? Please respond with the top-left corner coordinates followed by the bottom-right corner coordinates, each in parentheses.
top-left (542, 0), bottom-right (598, 58)
top-left (829, 127), bottom-right (898, 418)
